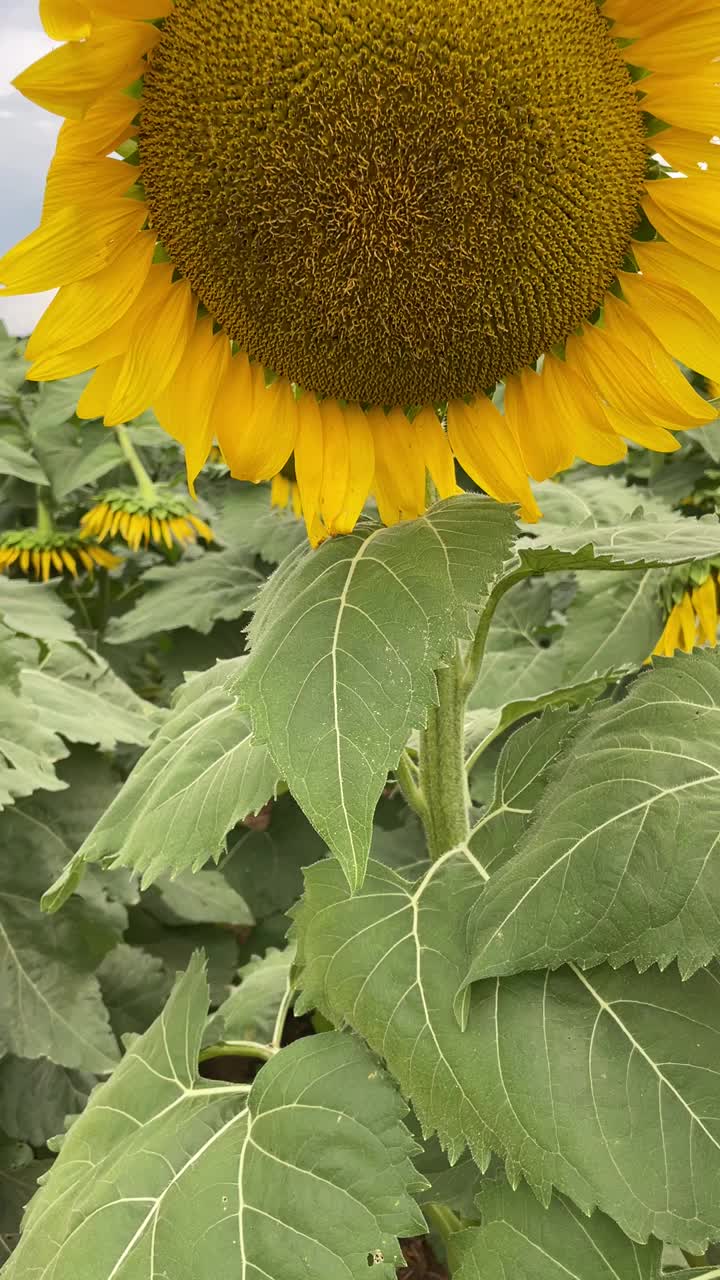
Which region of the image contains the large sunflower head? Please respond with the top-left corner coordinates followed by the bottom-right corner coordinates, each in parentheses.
top-left (2, 0), bottom-right (719, 542)
top-left (80, 485), bottom-right (214, 550)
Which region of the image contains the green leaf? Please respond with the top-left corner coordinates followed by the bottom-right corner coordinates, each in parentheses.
top-left (97, 943), bottom-right (172, 1041)
top-left (106, 551), bottom-right (263, 644)
top-left (411, 1125), bottom-right (484, 1219)
top-left (0, 435), bottom-right (48, 484)
top-left (530, 475), bottom-right (672, 527)
top-left (143, 869), bottom-right (253, 927)
top-left (65, 660), bottom-right (278, 891)
top-left (0, 1057), bottom-right (93, 1147)
top-left (0, 576), bottom-right (77, 644)
top-left (211, 481), bottom-right (307, 562)
top-left (208, 945), bottom-right (294, 1046)
top-left (5, 955), bottom-right (426, 1280)
top-left (32, 419), bottom-right (124, 499)
top-left (0, 685), bottom-right (67, 809)
top-left (223, 794), bottom-right (327, 925)
top-left (0, 1138), bottom-right (52, 1261)
top-left (468, 710), bottom-right (577, 873)
top-left (20, 642), bottom-right (162, 751)
top-left (295, 852), bottom-right (720, 1251)
top-left (123, 907), bottom-right (239, 1006)
top-left (520, 510), bottom-right (720, 573)
top-left (449, 1177), bottom-right (661, 1280)
top-left (25, 373), bottom-right (92, 431)
top-left (0, 808), bottom-right (120, 1071)
top-left (464, 649), bottom-right (720, 983)
top-left (236, 497), bottom-right (518, 888)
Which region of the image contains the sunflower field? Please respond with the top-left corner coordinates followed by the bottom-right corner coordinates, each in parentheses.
top-left (3, 1), bottom-right (720, 1278)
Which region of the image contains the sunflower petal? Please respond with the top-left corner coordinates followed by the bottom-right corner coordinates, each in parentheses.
top-left (319, 400), bottom-right (374, 535)
top-left (412, 405), bottom-right (458, 499)
top-left (644, 176), bottom-right (720, 272)
top-left (692, 576), bottom-right (718, 646)
top-left (539, 354), bottom-right (628, 466)
top-left (39, 0), bottom-right (90, 40)
top-left (153, 315), bottom-right (230, 494)
top-left (0, 199), bottom-right (146, 295)
top-left (13, 20), bottom-right (160, 118)
top-left (368, 406), bottom-right (426, 525)
top-left (446, 396), bottom-right (540, 521)
top-left (620, 269), bottom-right (720, 381)
top-left (104, 273), bottom-right (196, 425)
top-left (215, 367), bottom-right (297, 483)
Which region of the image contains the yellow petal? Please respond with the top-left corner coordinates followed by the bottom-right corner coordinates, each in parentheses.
top-left (39, 0), bottom-right (90, 40)
top-left (318, 400), bottom-right (374, 535)
top-left (61, 548), bottom-right (77, 576)
top-left (215, 366), bottom-right (297, 483)
top-left (629, 13), bottom-right (720, 73)
top-left (644, 176), bottom-right (720, 272)
top-left (293, 393), bottom-right (324, 535)
top-left (692, 575), bottom-right (718, 646)
top-left (13, 20), bottom-right (159, 118)
top-left (620, 270), bottom-right (720, 381)
top-left (44, 155), bottom-right (136, 219)
top-left (651, 128), bottom-right (720, 173)
top-left (291, 482), bottom-right (302, 519)
top-left (642, 71), bottom-right (720, 135)
top-left (412, 405), bottom-right (458, 499)
top-left (271, 474), bottom-right (290, 509)
top-left (0, 199), bottom-right (146, 295)
top-left (31, 550), bottom-right (41, 579)
top-left (678, 591), bottom-right (698, 652)
top-left (367, 405), bottom-right (426, 525)
top-left (539, 354), bottom-right (628, 466)
top-left (53, 90), bottom-right (137, 161)
top-left (632, 239), bottom-right (720, 325)
top-left (601, 404), bottom-right (681, 452)
top-left (153, 315), bottom-right (230, 494)
top-left (602, 293), bottom-right (715, 423)
top-left (26, 230), bottom-right (155, 362)
top-left (504, 367), bottom-right (574, 482)
top-left (606, 0), bottom-right (702, 37)
top-left (446, 396), bottom-right (541, 521)
top-left (566, 317), bottom-right (713, 429)
top-left (76, 355), bottom-right (123, 419)
top-left (40, 549), bottom-right (51, 582)
top-left (104, 272), bottom-right (196, 425)
top-left (20, 549), bottom-right (30, 574)
top-left (189, 516), bottom-right (214, 542)
top-left (50, 549), bottom-right (64, 573)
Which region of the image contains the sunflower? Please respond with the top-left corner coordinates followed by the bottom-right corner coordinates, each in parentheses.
top-left (653, 564), bottom-right (720, 657)
top-left (81, 486), bottom-right (214, 550)
top-left (2, 1), bottom-right (719, 544)
top-left (0, 528), bottom-right (121, 580)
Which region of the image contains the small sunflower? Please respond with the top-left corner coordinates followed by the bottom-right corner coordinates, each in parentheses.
top-left (81, 486), bottom-right (214, 551)
top-left (2, 1), bottom-right (720, 543)
top-left (653, 564), bottom-right (720, 658)
top-left (0, 528), bottom-right (121, 580)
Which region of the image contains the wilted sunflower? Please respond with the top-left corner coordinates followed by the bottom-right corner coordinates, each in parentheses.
top-left (653, 564), bottom-right (720, 657)
top-left (81, 486), bottom-right (214, 550)
top-left (0, 528), bottom-right (120, 580)
top-left (2, 0), bottom-right (719, 542)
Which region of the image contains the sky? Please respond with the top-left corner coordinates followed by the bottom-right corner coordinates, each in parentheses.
top-left (0, 0), bottom-right (59, 335)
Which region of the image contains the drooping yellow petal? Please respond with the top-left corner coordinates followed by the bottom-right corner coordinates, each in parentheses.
top-left (153, 315), bottom-right (230, 494)
top-left (31, 550), bottom-right (41, 579)
top-left (367, 405), bottom-right (426, 525)
top-left (0, 199), bottom-right (146, 295)
top-left (602, 293), bottom-right (716, 424)
top-left (566, 317), bottom-right (713, 429)
top-left (538, 354), bottom-right (628, 466)
top-left (76, 355), bottom-right (123, 419)
top-left (601, 404), bottom-right (681, 452)
top-left (412, 405), bottom-right (458, 499)
top-left (620, 270), bottom-right (720, 381)
top-left (651, 128), bottom-right (720, 173)
top-left (50, 550), bottom-right (64, 573)
top-left (39, 0), bottom-right (90, 40)
top-left (215, 366), bottom-right (297, 483)
top-left (20, 549), bottom-right (30, 575)
top-left (293, 394), bottom-right (324, 537)
top-left (318, 400), bottom-right (374, 535)
top-left (504, 367), bottom-right (574, 482)
top-left (26, 230), bottom-right (155, 362)
top-left (104, 272), bottom-right (196, 425)
top-left (61, 548), bottom-right (77, 576)
top-left (40, 550), bottom-right (51, 582)
top-left (271, 474), bottom-right (290, 508)
top-left (678, 591), bottom-right (698, 652)
top-left (189, 515), bottom-right (214, 542)
top-left (644, 176), bottom-right (720, 272)
top-left (642, 71), bottom-right (720, 136)
top-left (446, 396), bottom-right (540, 521)
top-left (13, 20), bottom-right (160, 118)
top-left (692, 576), bottom-right (719, 646)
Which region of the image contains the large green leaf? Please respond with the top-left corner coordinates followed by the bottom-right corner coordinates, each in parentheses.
top-left (123, 907), bottom-right (238, 1006)
top-left (5, 955), bottom-right (425, 1280)
top-left (20, 642), bottom-right (161, 751)
top-left (211, 482), bottom-right (307, 562)
top-left (96, 943), bottom-right (172, 1041)
top-left (295, 852), bottom-right (720, 1250)
top-left (0, 1138), bottom-right (52, 1261)
top-left (464, 649), bottom-right (720, 982)
top-left (32, 420), bottom-right (124, 499)
top-left (0, 1056), bottom-right (93, 1147)
top-left (529, 475), bottom-right (671, 527)
top-left (0, 809), bottom-right (120, 1071)
top-left (235, 497), bottom-right (517, 888)
top-left (208, 945), bottom-right (294, 1047)
top-left (143, 868), bottom-right (252, 927)
top-left (519, 510), bottom-right (720, 572)
top-left (449, 1177), bottom-right (661, 1280)
top-left (0, 685), bottom-right (67, 809)
top-left (106, 551), bottom-right (263, 644)
top-left (0, 434), bottom-right (48, 484)
top-left (62, 660), bottom-right (278, 891)
top-left (0, 576), bottom-right (77, 644)
top-left (25, 374), bottom-right (91, 431)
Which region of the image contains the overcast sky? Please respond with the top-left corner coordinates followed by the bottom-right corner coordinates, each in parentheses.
top-left (0, 0), bottom-right (60, 335)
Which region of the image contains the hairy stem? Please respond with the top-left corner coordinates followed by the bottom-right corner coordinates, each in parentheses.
top-left (423, 1203), bottom-right (463, 1244)
top-left (419, 648), bottom-right (471, 858)
top-left (461, 568), bottom-right (527, 695)
top-left (395, 750), bottom-right (429, 822)
top-left (198, 1039), bottom-right (275, 1064)
top-left (36, 494), bottom-right (54, 537)
top-left (115, 424), bottom-right (157, 503)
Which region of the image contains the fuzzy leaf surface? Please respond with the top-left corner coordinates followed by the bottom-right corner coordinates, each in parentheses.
top-left (519, 510), bottom-right (720, 572)
top-left (208, 946), bottom-right (294, 1047)
top-left (235, 497), bottom-right (517, 888)
top-left (449, 1177), bottom-right (661, 1280)
top-left (296, 853), bottom-right (720, 1250)
top-left (106, 551), bottom-right (263, 643)
top-left (5, 955), bottom-right (425, 1280)
top-left (0, 1057), bottom-right (93, 1147)
top-left (0, 576), bottom-right (77, 644)
top-left (465, 649), bottom-right (720, 982)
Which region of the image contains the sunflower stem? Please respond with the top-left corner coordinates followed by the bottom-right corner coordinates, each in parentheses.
top-left (115, 424), bottom-right (157, 503)
top-left (198, 1040), bottom-right (275, 1065)
top-left (419, 648), bottom-right (471, 859)
top-left (395, 750), bottom-right (429, 822)
top-left (461, 568), bottom-right (527, 695)
top-left (36, 494), bottom-right (54, 538)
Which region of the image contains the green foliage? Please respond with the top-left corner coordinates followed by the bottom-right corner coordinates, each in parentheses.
top-left (5, 351), bottom-right (720, 1278)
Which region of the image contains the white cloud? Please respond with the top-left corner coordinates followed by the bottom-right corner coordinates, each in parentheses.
top-left (0, 290), bottom-right (55, 337)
